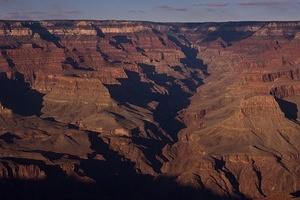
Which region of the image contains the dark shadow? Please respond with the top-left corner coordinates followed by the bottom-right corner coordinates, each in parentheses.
top-left (84, 131), bottom-right (137, 175)
top-left (107, 64), bottom-right (190, 169)
top-left (0, 135), bottom-right (246, 200)
top-left (213, 158), bottom-right (248, 199)
top-left (152, 28), bottom-right (167, 46)
top-left (0, 72), bottom-right (44, 116)
top-left (109, 40), bottom-right (122, 50)
top-left (139, 64), bottom-right (203, 140)
top-left (43, 117), bottom-right (57, 122)
top-left (0, 44), bottom-right (19, 50)
top-left (204, 30), bottom-right (253, 43)
top-left (105, 65), bottom-right (203, 172)
top-left (91, 24), bottom-right (105, 38)
top-left (168, 35), bottom-right (208, 75)
top-left (98, 49), bottom-right (110, 61)
top-left (105, 70), bottom-right (159, 107)
top-left (21, 149), bottom-right (80, 161)
top-left (105, 69), bottom-right (187, 140)
top-left (291, 190), bottom-right (300, 198)
top-left (202, 24), bottom-right (254, 43)
top-left (131, 123), bottom-right (168, 173)
top-left (251, 161), bottom-right (266, 197)
top-left (172, 65), bottom-right (183, 72)
top-left (275, 98), bottom-right (298, 121)
top-left (64, 57), bottom-right (95, 71)
top-left (32, 43), bottom-right (43, 49)
top-left (136, 46), bottom-right (145, 53)
top-left (109, 35), bottom-right (132, 50)
top-left (0, 172), bottom-right (243, 200)
top-left (105, 61), bottom-right (205, 142)
top-left (0, 132), bottom-right (21, 144)
top-left (0, 128), bottom-right (247, 199)
top-left (1, 50), bottom-right (16, 69)
top-left (22, 22), bottom-right (63, 48)
top-left (113, 35), bottom-right (132, 44)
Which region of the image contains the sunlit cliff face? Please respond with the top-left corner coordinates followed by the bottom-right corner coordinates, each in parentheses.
top-left (1, 20), bottom-right (300, 200)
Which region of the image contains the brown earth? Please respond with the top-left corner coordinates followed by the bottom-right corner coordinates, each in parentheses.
top-left (1, 20), bottom-right (300, 200)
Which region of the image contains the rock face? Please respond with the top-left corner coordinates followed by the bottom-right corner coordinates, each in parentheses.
top-left (0, 20), bottom-right (300, 199)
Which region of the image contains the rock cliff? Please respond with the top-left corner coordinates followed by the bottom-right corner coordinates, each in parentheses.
top-left (1, 20), bottom-right (300, 199)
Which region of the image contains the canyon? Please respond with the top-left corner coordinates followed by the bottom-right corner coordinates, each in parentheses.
top-left (0, 20), bottom-right (300, 199)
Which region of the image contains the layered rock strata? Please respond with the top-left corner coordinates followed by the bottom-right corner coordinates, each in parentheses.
top-left (0, 20), bottom-right (300, 199)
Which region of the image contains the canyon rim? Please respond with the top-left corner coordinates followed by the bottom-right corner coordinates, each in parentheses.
top-left (0, 6), bottom-right (300, 200)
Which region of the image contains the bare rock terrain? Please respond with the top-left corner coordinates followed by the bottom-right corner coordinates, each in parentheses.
top-left (1, 20), bottom-right (300, 199)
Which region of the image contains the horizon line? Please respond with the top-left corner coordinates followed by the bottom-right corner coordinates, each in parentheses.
top-left (1, 18), bottom-right (300, 24)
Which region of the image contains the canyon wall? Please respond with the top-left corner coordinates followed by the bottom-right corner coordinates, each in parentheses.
top-left (1, 20), bottom-right (300, 199)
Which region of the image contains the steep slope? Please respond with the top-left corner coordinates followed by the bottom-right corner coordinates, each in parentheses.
top-left (162, 22), bottom-right (300, 199)
top-left (0, 20), bottom-right (300, 199)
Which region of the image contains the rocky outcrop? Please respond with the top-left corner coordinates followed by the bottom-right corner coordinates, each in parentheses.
top-left (0, 160), bottom-right (46, 180)
top-left (262, 69), bottom-right (300, 82)
top-left (1, 20), bottom-right (300, 200)
top-left (162, 95), bottom-right (300, 199)
top-left (39, 75), bottom-right (112, 107)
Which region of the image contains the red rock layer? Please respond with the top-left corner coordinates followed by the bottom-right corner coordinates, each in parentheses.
top-left (0, 20), bottom-right (300, 199)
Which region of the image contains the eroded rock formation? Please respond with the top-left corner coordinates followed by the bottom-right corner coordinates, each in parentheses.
top-left (0, 20), bottom-right (300, 199)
